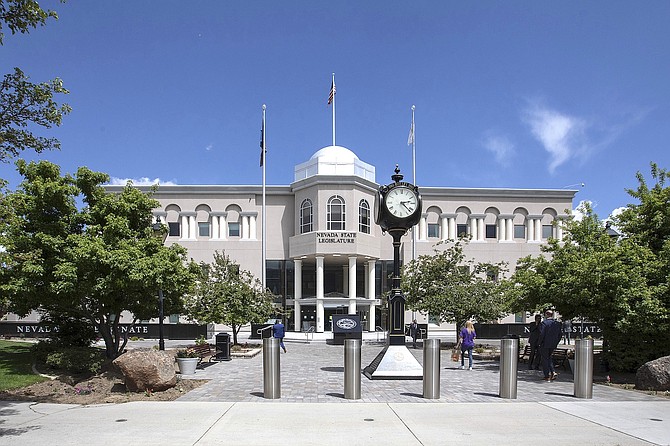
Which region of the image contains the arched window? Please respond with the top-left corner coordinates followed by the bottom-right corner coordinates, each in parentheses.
top-left (300, 199), bottom-right (313, 234)
top-left (327, 195), bottom-right (346, 230)
top-left (359, 199), bottom-right (370, 234)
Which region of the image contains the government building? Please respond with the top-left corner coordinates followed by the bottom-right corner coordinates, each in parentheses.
top-left (112, 145), bottom-right (576, 334)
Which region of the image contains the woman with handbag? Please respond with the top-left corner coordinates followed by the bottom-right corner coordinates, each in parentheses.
top-left (458, 321), bottom-right (477, 370)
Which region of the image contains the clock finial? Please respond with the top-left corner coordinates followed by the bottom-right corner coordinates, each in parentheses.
top-left (392, 165), bottom-right (403, 183)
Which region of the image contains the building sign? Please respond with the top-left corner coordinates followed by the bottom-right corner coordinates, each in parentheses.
top-left (0, 322), bottom-right (206, 340)
top-left (316, 232), bottom-right (357, 244)
top-left (474, 322), bottom-right (602, 339)
top-left (332, 314), bottom-right (362, 333)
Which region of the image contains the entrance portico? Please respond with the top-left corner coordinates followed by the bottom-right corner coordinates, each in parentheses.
top-left (291, 253), bottom-right (380, 333)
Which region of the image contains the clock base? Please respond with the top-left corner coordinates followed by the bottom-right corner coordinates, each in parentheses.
top-left (363, 345), bottom-right (423, 380)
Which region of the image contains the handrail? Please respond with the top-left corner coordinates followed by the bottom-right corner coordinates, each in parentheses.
top-left (375, 326), bottom-right (386, 342)
top-left (257, 326), bottom-right (273, 335)
top-left (305, 325), bottom-right (315, 342)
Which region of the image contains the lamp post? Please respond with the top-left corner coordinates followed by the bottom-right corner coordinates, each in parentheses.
top-left (152, 216), bottom-right (168, 350)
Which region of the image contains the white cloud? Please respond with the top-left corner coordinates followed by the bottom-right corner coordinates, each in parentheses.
top-left (523, 103), bottom-right (588, 174)
top-left (107, 177), bottom-right (177, 186)
top-left (482, 134), bottom-right (515, 167)
top-left (205, 144), bottom-right (213, 151)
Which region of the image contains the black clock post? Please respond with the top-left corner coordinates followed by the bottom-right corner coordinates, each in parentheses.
top-left (364, 165), bottom-right (423, 379)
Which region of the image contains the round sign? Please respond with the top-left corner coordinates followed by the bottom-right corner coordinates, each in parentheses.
top-left (335, 318), bottom-right (358, 330)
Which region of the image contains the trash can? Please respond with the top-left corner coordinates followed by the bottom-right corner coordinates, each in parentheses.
top-left (215, 333), bottom-right (231, 361)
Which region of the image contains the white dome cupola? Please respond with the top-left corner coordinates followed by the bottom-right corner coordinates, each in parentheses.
top-left (294, 145), bottom-right (375, 182)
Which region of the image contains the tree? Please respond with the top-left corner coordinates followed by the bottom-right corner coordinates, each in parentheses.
top-left (402, 239), bottom-right (510, 330)
top-left (1, 1), bottom-right (70, 164)
top-left (0, 0), bottom-right (63, 44)
top-left (0, 68), bottom-right (71, 163)
top-left (184, 251), bottom-right (275, 345)
top-left (0, 160), bottom-right (198, 359)
top-left (508, 193), bottom-right (670, 372)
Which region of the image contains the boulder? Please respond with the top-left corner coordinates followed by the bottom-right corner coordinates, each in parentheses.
top-left (113, 349), bottom-right (177, 392)
top-left (635, 355), bottom-right (670, 391)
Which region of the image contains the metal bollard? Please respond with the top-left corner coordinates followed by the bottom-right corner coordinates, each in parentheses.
top-left (263, 337), bottom-right (280, 399)
top-left (423, 338), bottom-right (440, 399)
top-left (499, 337), bottom-right (518, 399)
top-left (574, 338), bottom-right (594, 399)
top-left (344, 339), bottom-right (361, 399)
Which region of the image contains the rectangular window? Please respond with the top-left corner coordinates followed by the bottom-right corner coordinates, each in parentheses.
top-left (228, 222), bottom-right (240, 237)
top-left (198, 222), bottom-right (210, 237)
top-left (427, 223), bottom-right (440, 238)
top-left (514, 224), bottom-right (525, 239)
top-left (168, 222), bottom-right (180, 237)
top-left (542, 224), bottom-right (553, 239)
top-left (485, 224), bottom-right (497, 239)
top-left (457, 224), bottom-right (468, 237)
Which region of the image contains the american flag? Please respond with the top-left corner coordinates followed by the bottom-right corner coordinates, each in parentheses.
top-left (328, 79), bottom-right (336, 105)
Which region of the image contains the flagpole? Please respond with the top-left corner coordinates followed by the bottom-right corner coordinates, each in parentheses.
top-left (331, 73), bottom-right (336, 146)
top-left (261, 104), bottom-right (267, 289)
top-left (411, 105), bottom-right (416, 262)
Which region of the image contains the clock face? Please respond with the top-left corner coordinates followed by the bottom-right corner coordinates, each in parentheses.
top-left (384, 186), bottom-right (418, 219)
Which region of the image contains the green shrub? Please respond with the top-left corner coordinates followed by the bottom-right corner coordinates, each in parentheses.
top-left (32, 341), bottom-right (105, 374)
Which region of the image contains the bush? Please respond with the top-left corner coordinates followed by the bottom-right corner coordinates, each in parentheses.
top-left (40, 313), bottom-right (97, 347)
top-left (32, 341), bottom-right (105, 375)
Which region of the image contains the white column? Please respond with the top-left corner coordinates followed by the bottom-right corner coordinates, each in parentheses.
top-left (478, 218), bottom-right (485, 241)
top-left (535, 218), bottom-right (542, 241)
top-left (316, 256), bottom-right (324, 333)
top-left (470, 218), bottom-right (477, 240)
top-left (180, 214), bottom-right (189, 240)
top-left (294, 259), bottom-right (302, 332)
top-left (449, 217), bottom-right (456, 240)
top-left (348, 256), bottom-right (357, 314)
top-left (556, 219), bottom-right (564, 241)
top-left (498, 218), bottom-right (506, 241)
top-left (367, 260), bottom-right (376, 332)
top-left (527, 218), bottom-right (535, 241)
top-left (506, 218), bottom-right (514, 241)
top-left (241, 215), bottom-right (249, 240)
top-left (441, 215), bottom-right (449, 241)
top-left (419, 214), bottom-right (427, 240)
top-left (189, 215), bottom-right (197, 239)
top-left (221, 214), bottom-right (227, 240)
top-left (212, 216), bottom-right (219, 240)
top-left (249, 215), bottom-right (257, 240)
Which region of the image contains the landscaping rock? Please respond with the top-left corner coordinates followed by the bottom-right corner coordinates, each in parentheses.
top-left (635, 355), bottom-right (670, 391)
top-left (112, 349), bottom-right (177, 392)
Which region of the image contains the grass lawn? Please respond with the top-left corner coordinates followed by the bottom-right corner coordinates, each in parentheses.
top-left (0, 340), bottom-right (49, 391)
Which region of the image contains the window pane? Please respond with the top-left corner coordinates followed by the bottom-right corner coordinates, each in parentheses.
top-left (168, 222), bottom-right (180, 237)
top-left (228, 222), bottom-right (240, 237)
top-left (428, 223), bottom-right (440, 238)
top-left (486, 224), bottom-right (497, 239)
top-left (300, 199), bottom-right (313, 234)
top-left (198, 222), bottom-right (210, 237)
top-left (457, 224), bottom-right (468, 237)
top-left (514, 224), bottom-right (525, 239)
top-left (542, 224), bottom-right (553, 239)
top-left (359, 200), bottom-right (370, 234)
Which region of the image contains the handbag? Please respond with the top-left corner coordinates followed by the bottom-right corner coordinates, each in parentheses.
top-left (451, 348), bottom-right (460, 362)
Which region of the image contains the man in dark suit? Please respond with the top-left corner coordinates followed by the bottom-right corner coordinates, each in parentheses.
top-left (538, 310), bottom-right (562, 381)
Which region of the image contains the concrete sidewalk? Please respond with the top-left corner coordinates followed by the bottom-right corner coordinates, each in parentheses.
top-left (1, 400), bottom-right (668, 445)
top-left (1, 340), bottom-right (668, 445)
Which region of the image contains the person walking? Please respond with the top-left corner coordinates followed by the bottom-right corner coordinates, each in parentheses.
top-left (528, 314), bottom-right (542, 370)
top-left (458, 321), bottom-right (477, 370)
top-left (409, 319), bottom-right (419, 348)
top-left (272, 318), bottom-right (287, 353)
top-left (538, 310), bottom-right (562, 380)
top-left (562, 319), bottom-right (572, 345)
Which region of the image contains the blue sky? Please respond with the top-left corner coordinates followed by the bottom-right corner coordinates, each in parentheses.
top-left (2, 1), bottom-right (669, 218)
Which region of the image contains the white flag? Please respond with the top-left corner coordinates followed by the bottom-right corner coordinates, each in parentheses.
top-left (407, 121), bottom-right (414, 146)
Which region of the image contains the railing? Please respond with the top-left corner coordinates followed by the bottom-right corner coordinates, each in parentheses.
top-left (375, 326), bottom-right (387, 343)
top-left (257, 326), bottom-right (273, 335)
top-left (304, 325), bottom-right (315, 342)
